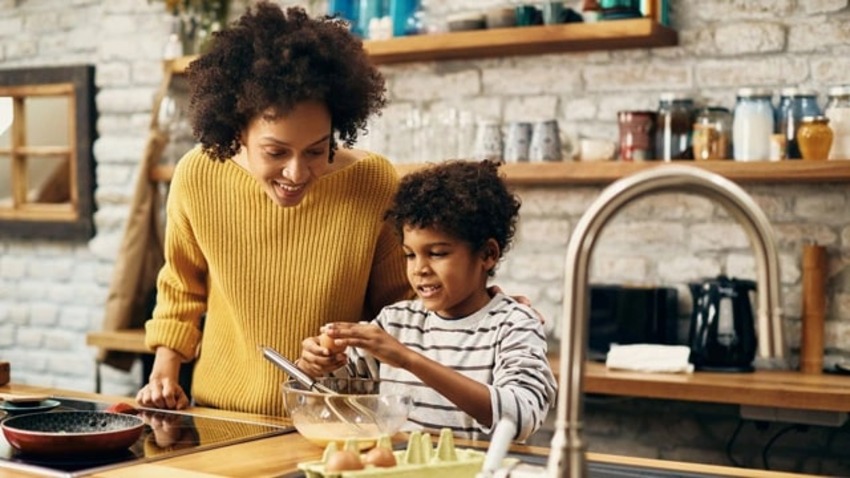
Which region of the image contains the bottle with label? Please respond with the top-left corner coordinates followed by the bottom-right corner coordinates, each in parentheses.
top-left (655, 92), bottom-right (695, 161)
top-left (618, 110), bottom-right (657, 161)
top-left (824, 85), bottom-right (850, 160)
top-left (733, 88), bottom-right (775, 161)
top-left (776, 88), bottom-right (821, 159)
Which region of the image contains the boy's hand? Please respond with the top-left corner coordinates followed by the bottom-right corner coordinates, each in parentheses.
top-left (324, 322), bottom-right (412, 370)
top-left (298, 335), bottom-right (347, 378)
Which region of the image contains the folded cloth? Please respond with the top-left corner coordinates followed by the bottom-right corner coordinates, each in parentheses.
top-left (605, 344), bottom-right (694, 373)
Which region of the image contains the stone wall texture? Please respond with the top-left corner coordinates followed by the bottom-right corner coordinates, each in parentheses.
top-left (1, 0), bottom-right (849, 474)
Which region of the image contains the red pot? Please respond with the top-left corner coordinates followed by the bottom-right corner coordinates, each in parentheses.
top-left (1, 411), bottom-right (144, 455)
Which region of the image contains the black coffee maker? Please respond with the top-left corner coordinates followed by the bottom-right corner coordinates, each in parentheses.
top-left (688, 275), bottom-right (757, 372)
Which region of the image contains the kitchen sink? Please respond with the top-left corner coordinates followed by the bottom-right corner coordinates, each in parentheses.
top-left (506, 452), bottom-right (724, 478)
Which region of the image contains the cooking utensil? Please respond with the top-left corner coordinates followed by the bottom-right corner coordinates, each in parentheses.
top-left (1, 411), bottom-right (144, 455)
top-left (261, 346), bottom-right (382, 434)
top-left (261, 346), bottom-right (335, 394)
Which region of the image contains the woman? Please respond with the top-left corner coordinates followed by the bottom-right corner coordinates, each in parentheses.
top-left (135, 2), bottom-right (411, 415)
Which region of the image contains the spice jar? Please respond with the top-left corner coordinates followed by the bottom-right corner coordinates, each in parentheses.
top-left (776, 88), bottom-right (821, 160)
top-left (797, 116), bottom-right (833, 161)
top-left (617, 110), bottom-right (656, 161)
top-left (655, 92), bottom-right (695, 161)
top-left (824, 85), bottom-right (850, 160)
top-left (692, 107), bottom-right (732, 160)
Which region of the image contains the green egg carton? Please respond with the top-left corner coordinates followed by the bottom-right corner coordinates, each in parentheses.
top-left (298, 428), bottom-right (518, 478)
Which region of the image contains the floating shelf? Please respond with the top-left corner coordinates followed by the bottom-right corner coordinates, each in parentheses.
top-left (363, 18), bottom-right (678, 64)
top-left (151, 160), bottom-right (850, 185)
top-left (166, 18), bottom-right (677, 73)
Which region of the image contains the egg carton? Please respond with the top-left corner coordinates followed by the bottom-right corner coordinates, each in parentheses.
top-left (298, 428), bottom-right (518, 478)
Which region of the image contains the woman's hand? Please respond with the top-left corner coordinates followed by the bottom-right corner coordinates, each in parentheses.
top-left (135, 347), bottom-right (190, 410)
top-left (298, 334), bottom-right (347, 378)
top-left (324, 322), bottom-right (412, 369)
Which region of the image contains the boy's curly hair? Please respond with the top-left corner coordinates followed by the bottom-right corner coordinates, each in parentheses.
top-left (186, 2), bottom-right (387, 161)
top-left (385, 160), bottom-right (521, 275)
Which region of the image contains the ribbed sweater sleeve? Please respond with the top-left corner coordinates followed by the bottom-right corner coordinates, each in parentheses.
top-left (145, 146), bottom-right (411, 415)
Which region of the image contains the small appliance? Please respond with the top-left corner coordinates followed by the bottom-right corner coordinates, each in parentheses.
top-left (688, 275), bottom-right (758, 372)
top-left (588, 284), bottom-right (679, 361)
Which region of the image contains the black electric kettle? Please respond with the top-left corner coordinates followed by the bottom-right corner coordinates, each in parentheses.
top-left (688, 275), bottom-right (757, 372)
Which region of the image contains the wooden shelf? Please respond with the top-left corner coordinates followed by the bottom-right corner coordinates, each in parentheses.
top-left (167, 18), bottom-right (676, 73)
top-left (580, 361), bottom-right (850, 413)
top-left (150, 160), bottom-right (850, 185)
top-left (363, 18), bottom-right (678, 64)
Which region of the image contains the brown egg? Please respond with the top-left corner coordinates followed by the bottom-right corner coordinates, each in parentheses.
top-left (362, 446), bottom-right (397, 468)
top-left (325, 450), bottom-right (364, 472)
top-left (319, 333), bottom-right (345, 353)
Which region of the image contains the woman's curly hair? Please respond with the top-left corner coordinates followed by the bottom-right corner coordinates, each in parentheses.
top-left (186, 2), bottom-right (387, 161)
top-left (385, 160), bottom-right (521, 276)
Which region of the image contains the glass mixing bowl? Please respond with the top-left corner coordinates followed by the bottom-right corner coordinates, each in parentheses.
top-left (282, 377), bottom-right (411, 448)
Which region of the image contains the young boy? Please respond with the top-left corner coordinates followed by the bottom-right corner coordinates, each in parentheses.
top-left (299, 160), bottom-right (556, 442)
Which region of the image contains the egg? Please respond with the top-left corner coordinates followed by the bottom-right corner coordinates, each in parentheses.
top-left (319, 333), bottom-right (346, 353)
top-left (325, 450), bottom-right (364, 472)
top-left (363, 446), bottom-right (397, 468)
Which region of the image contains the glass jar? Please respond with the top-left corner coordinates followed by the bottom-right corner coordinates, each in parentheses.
top-left (655, 92), bottom-right (695, 161)
top-left (618, 110), bottom-right (656, 161)
top-left (733, 88), bottom-right (775, 161)
top-left (797, 116), bottom-right (833, 161)
top-left (776, 88), bottom-right (821, 159)
top-left (692, 107), bottom-right (733, 160)
top-left (824, 85), bottom-right (850, 160)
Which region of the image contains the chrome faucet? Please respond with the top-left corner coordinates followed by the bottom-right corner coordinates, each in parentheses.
top-left (501, 165), bottom-right (786, 477)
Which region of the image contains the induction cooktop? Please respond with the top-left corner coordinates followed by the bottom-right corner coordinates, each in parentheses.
top-left (0, 396), bottom-right (293, 477)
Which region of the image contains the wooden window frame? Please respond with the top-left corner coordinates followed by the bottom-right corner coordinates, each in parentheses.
top-left (0, 65), bottom-right (96, 240)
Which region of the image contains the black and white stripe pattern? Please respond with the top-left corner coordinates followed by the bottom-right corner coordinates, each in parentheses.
top-left (372, 293), bottom-right (557, 442)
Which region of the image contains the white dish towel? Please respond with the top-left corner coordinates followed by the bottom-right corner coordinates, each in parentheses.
top-left (605, 343), bottom-right (694, 374)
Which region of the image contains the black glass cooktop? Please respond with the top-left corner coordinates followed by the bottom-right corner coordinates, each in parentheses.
top-left (0, 397), bottom-right (293, 477)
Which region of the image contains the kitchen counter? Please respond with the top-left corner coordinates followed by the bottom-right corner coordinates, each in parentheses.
top-left (568, 359), bottom-right (850, 412)
top-left (0, 383), bottom-right (822, 478)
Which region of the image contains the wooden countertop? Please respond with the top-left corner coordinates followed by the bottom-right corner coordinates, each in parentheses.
top-left (575, 360), bottom-right (850, 412)
top-left (0, 383), bottom-right (822, 478)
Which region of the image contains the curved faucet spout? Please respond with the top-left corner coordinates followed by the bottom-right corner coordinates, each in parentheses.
top-left (546, 165), bottom-right (785, 477)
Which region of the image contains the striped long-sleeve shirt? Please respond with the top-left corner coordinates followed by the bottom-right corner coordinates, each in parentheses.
top-left (372, 292), bottom-right (557, 442)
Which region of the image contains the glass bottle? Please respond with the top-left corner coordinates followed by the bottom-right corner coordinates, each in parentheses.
top-left (655, 92), bottom-right (695, 161)
top-left (776, 88), bottom-right (821, 160)
top-left (733, 88), bottom-right (774, 161)
top-left (824, 85), bottom-right (850, 160)
top-left (797, 116), bottom-right (833, 161)
top-left (692, 107), bottom-right (733, 160)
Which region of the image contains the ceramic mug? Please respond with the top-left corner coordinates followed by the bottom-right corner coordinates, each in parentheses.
top-left (473, 120), bottom-right (504, 161)
top-left (541, 1), bottom-right (565, 25)
top-left (529, 119), bottom-right (563, 162)
top-left (503, 121), bottom-right (532, 162)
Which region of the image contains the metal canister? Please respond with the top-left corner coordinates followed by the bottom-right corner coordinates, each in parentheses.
top-left (692, 107), bottom-right (733, 160)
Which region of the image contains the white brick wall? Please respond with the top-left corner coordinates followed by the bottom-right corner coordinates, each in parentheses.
top-left (1, 4), bottom-right (849, 465)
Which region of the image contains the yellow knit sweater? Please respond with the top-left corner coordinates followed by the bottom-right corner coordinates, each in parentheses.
top-left (145, 146), bottom-right (411, 415)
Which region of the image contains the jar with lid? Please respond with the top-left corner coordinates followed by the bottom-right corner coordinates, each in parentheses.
top-left (797, 116), bottom-right (833, 161)
top-left (776, 88), bottom-right (821, 159)
top-left (824, 85), bottom-right (850, 160)
top-left (618, 110), bottom-right (656, 161)
top-left (655, 92), bottom-right (695, 161)
top-left (692, 107), bottom-right (732, 160)
top-left (733, 88), bottom-right (775, 161)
